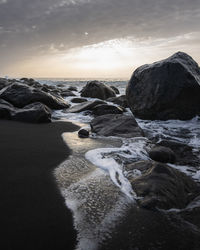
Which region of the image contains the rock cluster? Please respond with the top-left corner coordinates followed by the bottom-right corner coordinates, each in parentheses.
top-left (0, 78), bottom-right (70, 123)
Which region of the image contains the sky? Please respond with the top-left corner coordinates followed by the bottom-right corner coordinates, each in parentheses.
top-left (0, 0), bottom-right (200, 79)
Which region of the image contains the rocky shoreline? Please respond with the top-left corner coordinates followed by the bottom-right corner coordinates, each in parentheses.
top-left (1, 51), bottom-right (200, 249)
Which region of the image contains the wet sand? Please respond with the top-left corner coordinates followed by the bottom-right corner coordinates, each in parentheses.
top-left (0, 120), bottom-right (79, 250)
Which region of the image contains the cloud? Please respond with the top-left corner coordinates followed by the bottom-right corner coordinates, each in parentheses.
top-left (0, 0), bottom-right (200, 75)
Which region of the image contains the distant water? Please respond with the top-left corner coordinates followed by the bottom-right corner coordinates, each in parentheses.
top-left (38, 78), bottom-right (200, 198)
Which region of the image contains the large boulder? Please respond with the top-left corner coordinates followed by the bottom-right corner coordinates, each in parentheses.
top-left (81, 80), bottom-right (116, 100)
top-left (126, 52), bottom-right (200, 120)
top-left (90, 114), bottom-right (144, 138)
top-left (126, 161), bottom-right (200, 210)
top-left (0, 83), bottom-right (70, 110)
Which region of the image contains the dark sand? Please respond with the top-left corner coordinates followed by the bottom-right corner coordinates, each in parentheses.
top-left (0, 120), bottom-right (79, 250)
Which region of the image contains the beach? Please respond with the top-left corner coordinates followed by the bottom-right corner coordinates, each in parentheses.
top-left (0, 120), bottom-right (79, 250)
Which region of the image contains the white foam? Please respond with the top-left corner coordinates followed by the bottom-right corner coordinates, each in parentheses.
top-left (85, 137), bottom-right (150, 200)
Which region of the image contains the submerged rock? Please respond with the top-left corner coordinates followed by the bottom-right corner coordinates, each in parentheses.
top-left (70, 97), bottom-right (87, 103)
top-left (0, 82), bottom-right (70, 110)
top-left (90, 114), bottom-right (144, 138)
top-left (127, 161), bottom-right (200, 210)
top-left (81, 80), bottom-right (116, 100)
top-left (126, 52), bottom-right (200, 120)
top-left (149, 146), bottom-right (176, 163)
top-left (61, 90), bottom-right (76, 97)
top-left (67, 86), bottom-right (78, 92)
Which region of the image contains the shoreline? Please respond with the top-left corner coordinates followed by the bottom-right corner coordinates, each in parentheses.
top-left (0, 120), bottom-right (79, 250)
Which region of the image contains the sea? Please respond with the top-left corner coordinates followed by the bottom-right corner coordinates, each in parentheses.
top-left (37, 78), bottom-right (200, 188)
top-left (37, 78), bottom-right (200, 249)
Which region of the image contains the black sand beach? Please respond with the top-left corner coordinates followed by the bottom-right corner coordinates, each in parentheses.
top-left (0, 120), bottom-right (79, 250)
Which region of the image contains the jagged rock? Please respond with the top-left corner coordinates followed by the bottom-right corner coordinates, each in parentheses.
top-left (65, 100), bottom-right (105, 113)
top-left (126, 52), bottom-right (200, 120)
top-left (127, 161), bottom-right (200, 210)
top-left (90, 114), bottom-right (144, 138)
top-left (92, 104), bottom-right (124, 116)
top-left (81, 80), bottom-right (116, 100)
top-left (110, 86), bottom-right (120, 94)
top-left (0, 83), bottom-right (70, 110)
top-left (148, 146), bottom-right (176, 163)
top-left (107, 95), bottom-right (128, 108)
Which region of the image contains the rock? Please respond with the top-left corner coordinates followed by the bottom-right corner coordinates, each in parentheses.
top-left (0, 78), bottom-right (9, 90)
top-left (0, 83), bottom-right (70, 110)
top-left (0, 98), bottom-right (12, 119)
top-left (107, 95), bottom-right (128, 108)
top-left (12, 102), bottom-right (51, 123)
top-left (126, 52), bottom-right (200, 120)
top-left (148, 146), bottom-right (176, 163)
top-left (57, 83), bottom-right (65, 88)
top-left (128, 161), bottom-right (200, 210)
top-left (90, 114), bottom-right (144, 138)
top-left (110, 86), bottom-right (120, 94)
top-left (78, 129), bottom-right (89, 138)
top-left (67, 86), bottom-right (78, 92)
top-left (20, 78), bottom-right (42, 88)
top-left (65, 100), bottom-right (105, 113)
top-left (157, 140), bottom-right (200, 167)
top-left (0, 99), bottom-right (51, 123)
top-left (61, 90), bottom-right (76, 97)
top-left (70, 97), bottom-right (87, 103)
top-left (81, 80), bottom-right (116, 100)
top-left (92, 104), bottom-right (124, 116)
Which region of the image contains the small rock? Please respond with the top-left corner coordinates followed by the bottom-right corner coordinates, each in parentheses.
top-left (81, 80), bottom-right (116, 100)
top-left (149, 146), bottom-right (176, 163)
top-left (78, 129), bottom-right (89, 138)
top-left (92, 104), bottom-right (124, 116)
top-left (110, 86), bottom-right (120, 94)
top-left (70, 97), bottom-right (87, 103)
top-left (67, 86), bottom-right (77, 92)
top-left (107, 95), bottom-right (128, 108)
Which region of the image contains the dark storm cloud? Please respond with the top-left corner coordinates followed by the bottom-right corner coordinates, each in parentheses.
top-left (0, 0), bottom-right (200, 70)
